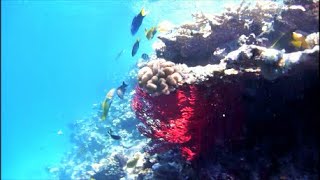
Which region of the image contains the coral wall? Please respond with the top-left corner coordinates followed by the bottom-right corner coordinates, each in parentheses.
top-left (132, 81), bottom-right (245, 161)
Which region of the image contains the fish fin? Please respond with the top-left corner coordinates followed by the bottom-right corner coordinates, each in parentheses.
top-left (291, 40), bottom-right (302, 48)
top-left (140, 8), bottom-right (147, 16)
top-left (122, 81), bottom-right (128, 87)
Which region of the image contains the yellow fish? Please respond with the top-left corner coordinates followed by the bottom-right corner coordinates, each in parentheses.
top-left (157, 20), bottom-right (175, 33)
top-left (126, 153), bottom-right (140, 168)
top-left (291, 32), bottom-right (310, 49)
top-left (101, 88), bottom-right (115, 121)
top-left (145, 27), bottom-right (157, 40)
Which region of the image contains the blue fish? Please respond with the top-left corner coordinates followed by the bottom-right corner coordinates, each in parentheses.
top-left (132, 39), bottom-right (140, 57)
top-left (116, 81), bottom-right (128, 99)
top-left (141, 53), bottom-right (150, 61)
top-left (107, 129), bottom-right (121, 140)
top-left (131, 8), bottom-right (147, 36)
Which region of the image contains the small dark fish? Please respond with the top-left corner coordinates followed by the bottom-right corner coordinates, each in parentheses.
top-left (141, 53), bottom-right (150, 61)
top-left (115, 49), bottom-right (125, 61)
top-left (132, 39), bottom-right (140, 57)
top-left (116, 81), bottom-right (128, 99)
top-left (107, 129), bottom-right (121, 140)
top-left (131, 8), bottom-right (147, 35)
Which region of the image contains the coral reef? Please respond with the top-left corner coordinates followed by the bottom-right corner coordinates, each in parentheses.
top-left (132, 82), bottom-right (245, 161)
top-left (137, 43), bottom-right (319, 94)
top-left (51, 0), bottom-right (319, 179)
top-left (131, 0), bottom-right (319, 179)
top-left (47, 78), bottom-right (146, 179)
top-left (154, 0), bottom-right (319, 66)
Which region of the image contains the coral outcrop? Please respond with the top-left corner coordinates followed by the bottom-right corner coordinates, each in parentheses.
top-left (154, 0), bottom-right (319, 66)
top-left (132, 1), bottom-right (319, 178)
top-left (137, 43), bottom-right (319, 95)
top-left (137, 59), bottom-right (185, 96)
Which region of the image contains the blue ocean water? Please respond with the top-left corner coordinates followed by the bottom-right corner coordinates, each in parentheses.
top-left (1, 1), bottom-right (233, 179)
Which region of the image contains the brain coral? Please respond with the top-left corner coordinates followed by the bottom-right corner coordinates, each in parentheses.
top-left (138, 59), bottom-right (185, 96)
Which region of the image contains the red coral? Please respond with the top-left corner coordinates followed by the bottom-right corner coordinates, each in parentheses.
top-left (132, 82), bottom-right (245, 161)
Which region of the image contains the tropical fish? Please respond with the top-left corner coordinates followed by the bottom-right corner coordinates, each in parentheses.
top-left (141, 53), bottom-right (150, 61)
top-left (107, 129), bottom-right (121, 140)
top-left (115, 49), bottom-right (125, 61)
top-left (132, 38), bottom-right (140, 57)
top-left (136, 54), bottom-right (150, 68)
top-left (126, 153), bottom-right (140, 168)
top-left (116, 81), bottom-right (128, 99)
top-left (157, 20), bottom-right (175, 33)
top-left (101, 88), bottom-right (116, 121)
top-left (131, 8), bottom-right (147, 35)
top-left (145, 27), bottom-right (157, 40)
top-left (291, 31), bottom-right (310, 49)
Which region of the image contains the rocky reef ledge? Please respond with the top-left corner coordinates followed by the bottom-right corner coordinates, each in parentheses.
top-left (138, 0), bottom-right (319, 96)
top-left (132, 0), bottom-right (319, 179)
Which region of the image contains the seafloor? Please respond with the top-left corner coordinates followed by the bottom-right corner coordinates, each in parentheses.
top-left (49, 0), bottom-right (319, 179)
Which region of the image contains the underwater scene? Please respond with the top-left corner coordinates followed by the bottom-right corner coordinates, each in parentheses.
top-left (1, 0), bottom-right (319, 179)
